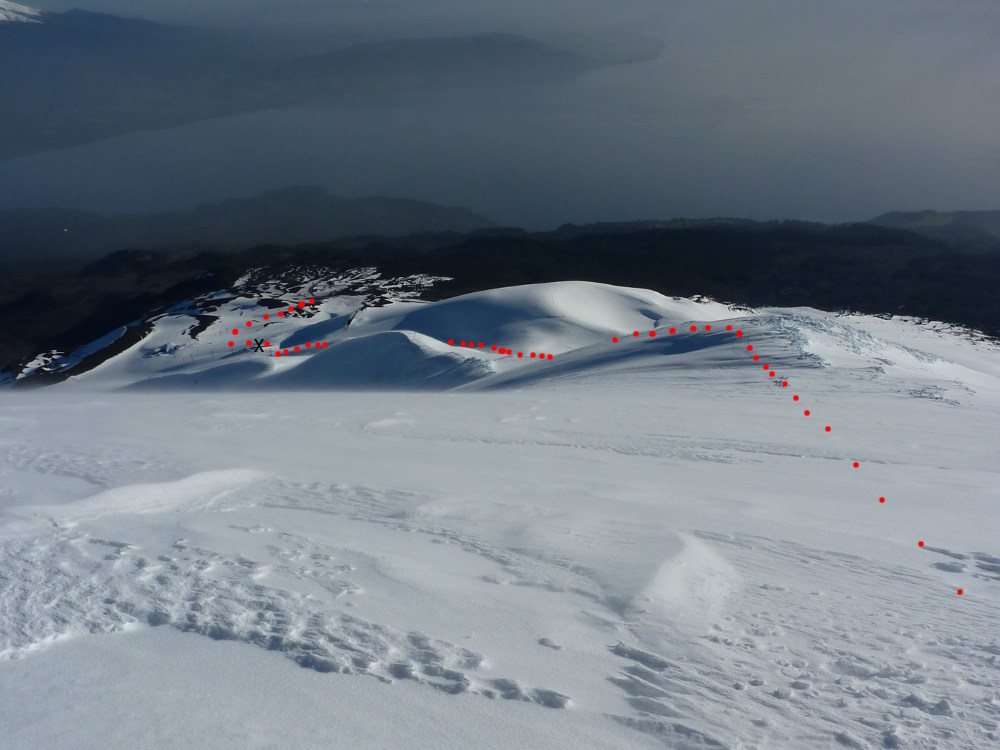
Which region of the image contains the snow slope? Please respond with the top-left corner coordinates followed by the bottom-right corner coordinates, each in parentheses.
top-left (48, 279), bottom-right (751, 390)
top-left (2, 281), bottom-right (999, 748)
top-left (0, 1), bottom-right (42, 23)
top-left (56, 277), bottom-right (996, 409)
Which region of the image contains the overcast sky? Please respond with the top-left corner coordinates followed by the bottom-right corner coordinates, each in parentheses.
top-left (9, 0), bottom-right (1000, 226)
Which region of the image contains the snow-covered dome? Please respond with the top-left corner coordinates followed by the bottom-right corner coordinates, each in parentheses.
top-left (0, 1), bottom-right (44, 23)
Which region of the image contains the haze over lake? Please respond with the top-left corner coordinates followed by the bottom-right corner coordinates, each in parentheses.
top-left (5, 0), bottom-right (1000, 227)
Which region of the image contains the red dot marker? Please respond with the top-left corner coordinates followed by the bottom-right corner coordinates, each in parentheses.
top-left (726, 324), bottom-right (732, 331)
top-left (278, 311), bottom-right (285, 317)
top-left (460, 341), bottom-right (466, 347)
top-left (299, 301), bottom-right (305, 308)
top-left (288, 306), bottom-right (294, 312)
top-left (246, 321), bottom-right (252, 327)
top-left (547, 354), bottom-right (553, 360)
top-left (747, 345), bottom-right (753, 351)
top-left (753, 355), bottom-right (759, 361)
top-left (283, 349), bottom-right (289, 355)
top-left (879, 496), bottom-right (885, 503)
top-left (246, 340), bottom-right (251, 346)
top-left (957, 589), bottom-right (964, 596)
top-left (612, 336), bottom-right (619, 343)
top-left (309, 297), bottom-right (315, 304)
top-left (633, 331), bottom-right (639, 337)
top-left (448, 339), bottom-right (454, 345)
top-left (322, 342), bottom-right (328, 348)
top-left (305, 342), bottom-right (311, 348)
top-left (530, 352), bottom-right (536, 358)
top-left (228, 341), bottom-right (234, 347)
top-left (265, 341), bottom-right (270, 347)
top-left (763, 364), bottom-right (769, 370)
top-left (793, 395), bottom-right (799, 401)
top-left (782, 381), bottom-right (788, 387)
top-left (804, 410), bottom-right (810, 416)
top-left (479, 342), bottom-right (484, 348)
top-left (517, 352), bottom-right (523, 358)
top-left (769, 372), bottom-right (775, 377)
top-left (918, 540), bottom-right (924, 547)
top-left (825, 426), bottom-right (831, 432)
top-left (263, 314), bottom-right (269, 320)
top-left (669, 327), bottom-right (676, 334)
top-left (705, 325), bottom-right (711, 331)
top-left (232, 328), bottom-right (238, 335)
top-left (736, 330), bottom-right (743, 337)
top-left (491, 344), bottom-right (497, 351)
top-left (853, 462), bottom-right (860, 468)
top-left (294, 346), bottom-right (300, 352)
top-left (649, 330), bottom-right (656, 337)
top-left (275, 351), bottom-right (280, 357)
top-left (690, 325), bottom-right (696, 332)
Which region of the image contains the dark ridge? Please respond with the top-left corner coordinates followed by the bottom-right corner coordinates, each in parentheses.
top-left (868, 209), bottom-right (1000, 248)
top-left (0, 187), bottom-right (496, 262)
top-left (3, 219), bottom-right (999, 379)
top-left (10, 319), bottom-right (156, 388)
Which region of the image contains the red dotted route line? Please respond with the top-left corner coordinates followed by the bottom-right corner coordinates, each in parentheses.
top-left (222, 302), bottom-right (960, 596)
top-left (224, 299), bottom-right (329, 356)
top-left (447, 339), bottom-right (554, 360)
top-left (607, 321), bottom-right (961, 597)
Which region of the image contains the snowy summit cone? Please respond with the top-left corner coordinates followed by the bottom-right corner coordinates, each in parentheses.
top-left (0, 1), bottom-right (44, 23)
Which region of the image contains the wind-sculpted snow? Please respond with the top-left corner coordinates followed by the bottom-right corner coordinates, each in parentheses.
top-left (2, 283), bottom-right (999, 749)
top-left (604, 530), bottom-right (1000, 748)
top-left (4, 453), bottom-right (1000, 746)
top-left (268, 331), bottom-right (496, 390)
top-left (0, 474), bottom-right (571, 708)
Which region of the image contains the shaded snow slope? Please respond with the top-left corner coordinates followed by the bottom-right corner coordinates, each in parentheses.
top-left (42, 279), bottom-right (999, 409)
top-left (41, 280), bottom-right (756, 390)
top-left (269, 330), bottom-right (496, 390)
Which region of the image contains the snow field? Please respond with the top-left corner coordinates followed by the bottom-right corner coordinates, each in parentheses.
top-left (2, 282), bottom-right (999, 747)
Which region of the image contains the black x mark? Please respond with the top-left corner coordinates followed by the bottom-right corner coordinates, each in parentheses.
top-left (251, 338), bottom-right (265, 352)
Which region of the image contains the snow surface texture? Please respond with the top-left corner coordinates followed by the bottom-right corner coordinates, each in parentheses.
top-left (5, 266), bottom-right (449, 385)
top-left (0, 1), bottom-right (42, 23)
top-left (2, 281), bottom-right (1000, 748)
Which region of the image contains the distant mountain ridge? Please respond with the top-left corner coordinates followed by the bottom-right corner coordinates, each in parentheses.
top-left (0, 187), bottom-right (495, 261)
top-left (4, 218), bottom-right (1000, 382)
top-left (868, 209), bottom-right (1000, 247)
